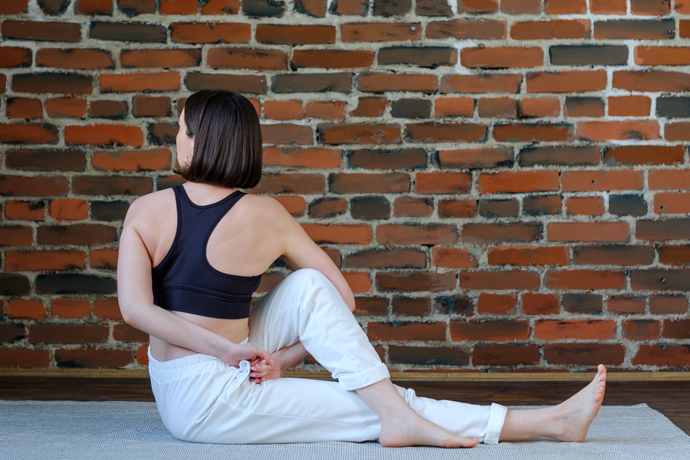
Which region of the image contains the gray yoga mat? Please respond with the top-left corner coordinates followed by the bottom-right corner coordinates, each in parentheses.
top-left (0, 400), bottom-right (688, 460)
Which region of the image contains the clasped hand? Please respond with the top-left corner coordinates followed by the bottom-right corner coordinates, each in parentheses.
top-left (222, 341), bottom-right (284, 384)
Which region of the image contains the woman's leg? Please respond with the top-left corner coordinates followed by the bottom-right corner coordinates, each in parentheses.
top-left (245, 268), bottom-right (494, 447)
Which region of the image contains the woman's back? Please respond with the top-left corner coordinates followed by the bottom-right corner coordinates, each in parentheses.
top-left (135, 182), bottom-right (283, 362)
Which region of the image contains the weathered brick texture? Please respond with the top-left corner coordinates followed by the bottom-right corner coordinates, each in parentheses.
top-left (1, 0), bottom-right (689, 373)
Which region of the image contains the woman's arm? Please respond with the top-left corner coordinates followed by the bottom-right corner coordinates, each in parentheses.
top-left (116, 200), bottom-right (272, 366)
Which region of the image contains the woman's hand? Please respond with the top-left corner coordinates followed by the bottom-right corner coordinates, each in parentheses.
top-left (248, 354), bottom-right (284, 383)
top-left (218, 340), bottom-right (273, 368)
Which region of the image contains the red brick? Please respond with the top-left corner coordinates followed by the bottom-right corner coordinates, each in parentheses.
top-left (7, 299), bottom-right (48, 319)
top-left (522, 293), bottom-right (559, 315)
top-left (535, 319), bottom-right (615, 340)
top-left (649, 170), bottom-right (690, 190)
top-left (49, 198), bottom-right (89, 221)
top-left (562, 171), bottom-right (644, 192)
top-left (450, 320), bottom-right (529, 341)
top-left (659, 245), bottom-right (690, 265)
top-left (248, 173), bottom-right (324, 194)
top-left (264, 100), bottom-right (303, 120)
top-left (394, 196), bottom-right (433, 217)
top-left (343, 271), bottom-right (372, 293)
top-left (65, 125), bottom-right (143, 147)
top-left (208, 48), bottom-right (287, 70)
top-left (622, 319), bottom-right (660, 341)
top-left (608, 295), bottom-right (646, 314)
top-left (377, 224), bottom-right (457, 245)
top-left (90, 248), bottom-right (118, 270)
top-left (6, 98), bottom-right (43, 119)
top-left (650, 294), bottom-right (688, 314)
top-left (36, 49), bottom-right (114, 70)
top-left (0, 0), bottom-right (29, 14)
top-left (342, 22), bottom-right (421, 42)
top-left (654, 193), bottom-right (690, 214)
top-left (0, 47), bottom-right (31, 68)
top-left (200, 0), bottom-right (240, 14)
top-left (477, 293), bottom-right (518, 314)
top-left (459, 270), bottom-right (540, 291)
top-left (0, 123), bottom-right (58, 144)
top-left (0, 175), bottom-right (69, 197)
top-left (479, 170), bottom-right (558, 194)
top-left (545, 343), bottom-right (625, 365)
top-left (367, 321), bottom-right (446, 341)
top-left (376, 271), bottom-right (457, 292)
top-left (343, 248), bottom-right (425, 269)
top-left (461, 47), bottom-right (543, 68)
top-left (473, 343), bottom-right (540, 366)
top-left (488, 246), bottom-right (568, 266)
top-left (160, 0), bottom-right (198, 13)
top-left (5, 200), bottom-right (45, 221)
top-left (302, 223), bottom-right (372, 244)
top-left (608, 95), bottom-right (651, 116)
top-left (547, 222), bottom-right (629, 242)
top-left (351, 97), bottom-right (387, 117)
top-left (170, 22), bottom-right (251, 44)
top-left (526, 70), bottom-right (607, 93)
top-left (493, 123), bottom-right (573, 142)
top-left (441, 74), bottom-right (522, 94)
top-left (319, 124), bottom-right (401, 144)
top-left (662, 319), bottom-right (690, 339)
top-left (613, 70), bottom-right (690, 92)
top-left (1, 21), bottom-right (82, 42)
top-left (52, 298), bottom-right (90, 319)
top-left (256, 25), bottom-right (335, 44)
top-left (432, 246), bottom-right (475, 268)
top-left (121, 49), bottom-right (200, 68)
top-left (262, 123), bottom-right (313, 145)
top-left (438, 199), bottom-right (477, 218)
top-left (304, 101), bottom-right (347, 120)
top-left (94, 297), bottom-right (123, 320)
top-left (437, 148), bottom-right (513, 169)
top-left (292, 50), bottom-right (374, 69)
top-left (632, 345), bottom-right (690, 367)
top-left (263, 147), bottom-right (340, 169)
top-left (511, 20), bottom-right (589, 40)
top-left (545, 269), bottom-right (627, 290)
top-left (565, 196), bottom-right (606, 216)
top-left (434, 97), bottom-right (474, 117)
top-left (577, 120), bottom-right (660, 141)
top-left (113, 323), bottom-right (148, 342)
top-left (405, 123), bottom-right (486, 143)
top-left (462, 222), bottom-right (541, 244)
top-left (0, 350), bottom-right (50, 368)
top-left (426, 19), bottom-right (505, 39)
top-left (0, 226), bottom-right (34, 246)
top-left (99, 72), bottom-right (180, 92)
top-left (415, 172), bottom-right (470, 194)
top-left (520, 97), bottom-right (560, 117)
top-left (46, 97), bottom-right (87, 119)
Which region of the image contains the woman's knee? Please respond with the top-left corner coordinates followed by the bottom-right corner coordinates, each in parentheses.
top-left (286, 268), bottom-right (333, 290)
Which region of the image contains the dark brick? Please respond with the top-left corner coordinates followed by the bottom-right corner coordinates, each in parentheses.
top-left (89, 22), bottom-right (167, 43)
top-left (351, 196), bottom-right (390, 220)
top-left (550, 45), bottom-right (628, 66)
top-left (347, 148), bottom-right (427, 170)
top-left (243, 0), bottom-right (285, 17)
top-left (389, 345), bottom-right (470, 366)
top-left (343, 248), bottom-right (425, 269)
top-left (609, 194), bottom-right (647, 216)
top-left (0, 325), bottom-right (25, 344)
top-left (373, 0), bottom-right (411, 16)
top-left (637, 218), bottom-right (690, 241)
top-left (117, 0), bottom-right (156, 16)
top-left (657, 97), bottom-right (690, 118)
top-left (518, 146), bottom-right (600, 166)
top-left (90, 100), bottom-right (128, 119)
top-left (432, 294), bottom-right (474, 316)
top-left (523, 195), bottom-right (562, 216)
top-left (12, 73), bottom-right (93, 95)
top-left (35, 274), bottom-right (117, 295)
top-left (328, 0), bottom-right (368, 15)
top-left (39, 0), bottom-right (70, 15)
top-left (473, 343), bottom-right (540, 366)
top-left (294, 0), bottom-right (327, 17)
top-left (390, 99), bottom-right (431, 119)
top-left (1, 21), bottom-right (82, 42)
top-left (308, 197), bottom-right (347, 218)
top-left (91, 200), bottom-right (130, 221)
top-left (185, 73), bottom-right (266, 94)
top-left (562, 293), bottom-right (603, 314)
top-left (148, 122), bottom-right (178, 145)
top-left (392, 296), bottom-right (429, 315)
top-left (0, 274), bottom-right (30, 295)
top-left (416, 0), bottom-right (452, 16)
top-left (272, 73), bottom-right (351, 93)
top-left (5, 149), bottom-right (87, 171)
top-left (378, 47), bottom-right (457, 69)
top-left (478, 199), bottom-right (519, 218)
top-left (631, 269), bottom-right (690, 291)
top-left (132, 96), bottom-right (171, 117)
top-left (29, 324), bottom-right (109, 344)
top-left (544, 343), bottom-right (625, 366)
top-left (565, 97), bottom-right (605, 117)
top-left (573, 245), bottom-right (655, 266)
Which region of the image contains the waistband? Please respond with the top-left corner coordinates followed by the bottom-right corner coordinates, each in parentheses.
top-left (147, 337), bottom-right (250, 373)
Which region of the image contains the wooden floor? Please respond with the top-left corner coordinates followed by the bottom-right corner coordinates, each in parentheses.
top-left (1, 377), bottom-right (688, 436)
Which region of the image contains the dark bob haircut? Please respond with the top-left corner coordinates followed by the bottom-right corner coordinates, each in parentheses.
top-left (172, 90), bottom-right (262, 189)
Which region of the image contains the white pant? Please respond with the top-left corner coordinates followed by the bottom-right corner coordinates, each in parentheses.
top-left (147, 268), bottom-right (507, 445)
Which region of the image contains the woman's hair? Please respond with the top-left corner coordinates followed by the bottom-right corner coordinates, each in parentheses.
top-left (172, 90), bottom-right (262, 189)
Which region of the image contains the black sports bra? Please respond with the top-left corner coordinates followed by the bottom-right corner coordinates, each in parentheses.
top-left (151, 184), bottom-right (262, 319)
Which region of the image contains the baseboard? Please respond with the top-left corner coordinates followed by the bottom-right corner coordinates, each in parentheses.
top-left (0, 368), bottom-right (689, 382)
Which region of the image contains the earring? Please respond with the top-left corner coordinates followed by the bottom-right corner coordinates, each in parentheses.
top-left (184, 154), bottom-right (191, 167)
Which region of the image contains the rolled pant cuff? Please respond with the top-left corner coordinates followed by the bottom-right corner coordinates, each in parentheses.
top-left (483, 403), bottom-right (508, 444)
top-left (338, 363), bottom-right (390, 391)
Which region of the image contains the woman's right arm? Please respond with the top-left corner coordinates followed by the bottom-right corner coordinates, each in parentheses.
top-left (116, 199), bottom-right (272, 367)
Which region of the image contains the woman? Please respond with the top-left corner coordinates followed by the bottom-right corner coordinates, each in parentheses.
top-left (116, 90), bottom-right (607, 448)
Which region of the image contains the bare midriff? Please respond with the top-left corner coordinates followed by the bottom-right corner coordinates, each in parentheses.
top-left (148, 312), bottom-right (250, 363)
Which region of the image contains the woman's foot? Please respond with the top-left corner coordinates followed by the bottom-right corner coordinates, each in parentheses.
top-left (379, 412), bottom-right (480, 448)
top-left (552, 364), bottom-right (607, 442)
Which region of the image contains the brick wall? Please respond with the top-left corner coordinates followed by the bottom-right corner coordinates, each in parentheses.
top-left (1, 0), bottom-right (689, 373)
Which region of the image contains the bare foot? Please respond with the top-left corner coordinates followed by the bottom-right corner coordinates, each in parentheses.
top-left (379, 412), bottom-right (480, 448)
top-left (553, 364), bottom-right (607, 442)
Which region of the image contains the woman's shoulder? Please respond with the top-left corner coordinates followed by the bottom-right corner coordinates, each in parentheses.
top-left (123, 188), bottom-right (175, 227)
